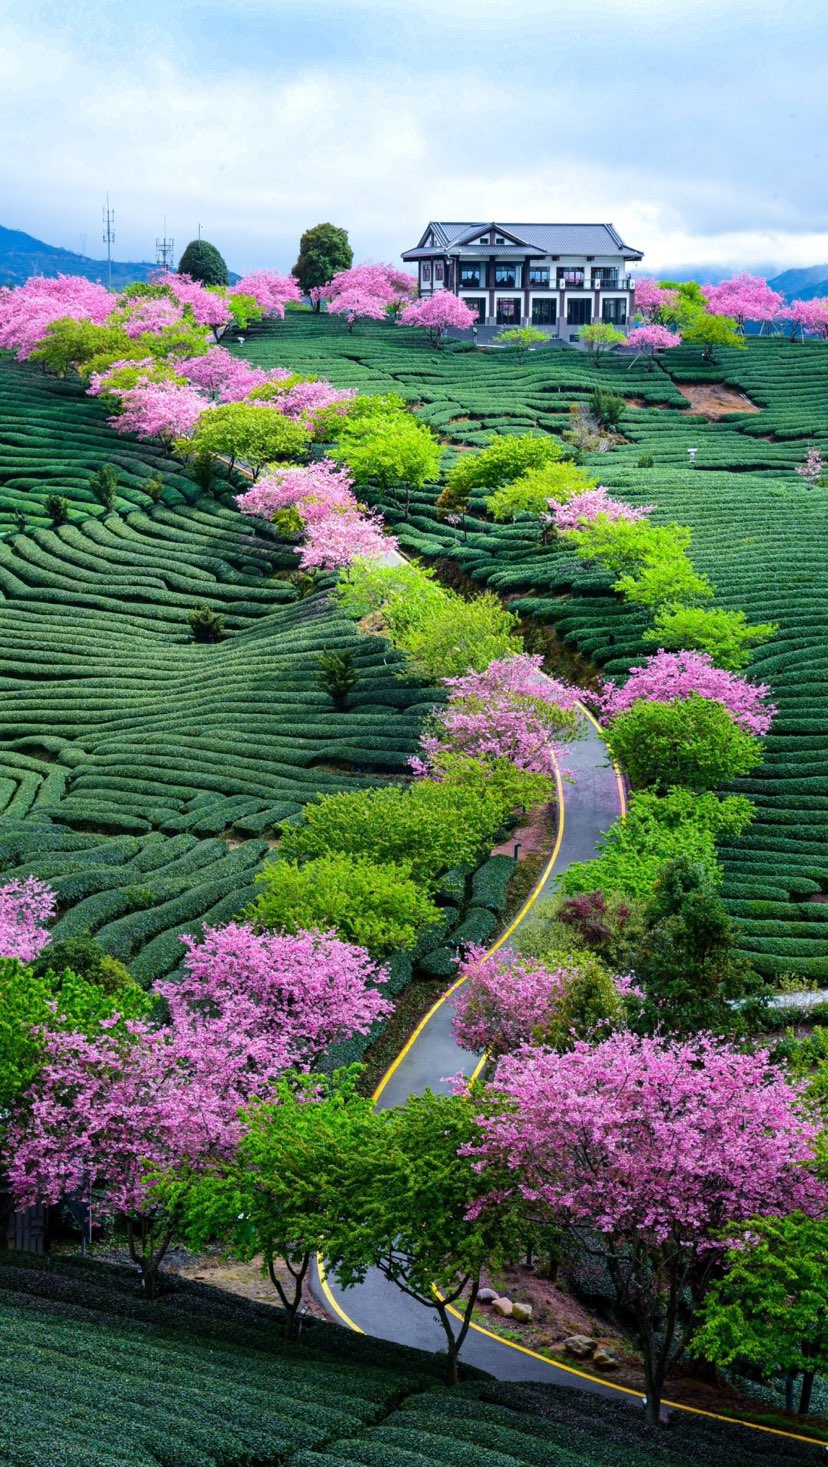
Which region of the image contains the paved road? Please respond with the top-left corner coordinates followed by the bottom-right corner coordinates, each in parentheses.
top-left (312, 709), bottom-right (629, 1395)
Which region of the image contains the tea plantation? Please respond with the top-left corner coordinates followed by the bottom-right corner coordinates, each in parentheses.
top-left (239, 318), bottom-right (828, 979)
top-left (0, 357), bottom-right (434, 981)
top-left (0, 1253), bottom-right (820, 1467)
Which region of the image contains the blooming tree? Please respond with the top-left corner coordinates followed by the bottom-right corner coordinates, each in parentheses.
top-left (412, 654), bottom-right (581, 778)
top-left (632, 277), bottom-right (679, 321)
top-left (119, 296), bottom-right (185, 338)
top-left (701, 274), bottom-right (785, 329)
top-left (796, 446), bottom-right (826, 487)
top-left (298, 506), bottom-right (396, 569)
top-left (176, 346), bottom-right (278, 401)
top-left (600, 648), bottom-right (775, 736)
top-left (399, 294), bottom-right (478, 346)
top-left (113, 377), bottom-right (209, 443)
top-left (471, 1033), bottom-right (826, 1422)
top-left (787, 298), bottom-right (828, 340)
top-left (319, 263), bottom-right (416, 331)
top-left (236, 458), bottom-right (356, 520)
top-left (0, 274), bottom-right (113, 359)
top-left (625, 323), bottom-right (683, 363)
top-left (551, 487), bottom-right (654, 531)
top-left (154, 271), bottom-right (232, 337)
top-left (230, 271), bottom-right (302, 318)
top-left (0, 877), bottom-right (56, 962)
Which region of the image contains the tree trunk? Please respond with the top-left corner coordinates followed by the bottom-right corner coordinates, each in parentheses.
top-left (799, 1369), bottom-right (815, 1416)
top-left (785, 1370), bottom-right (796, 1413)
top-left (268, 1252), bottom-right (310, 1340)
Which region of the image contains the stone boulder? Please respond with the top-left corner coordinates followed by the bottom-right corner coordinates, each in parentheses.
top-left (492, 1297), bottom-right (513, 1318)
top-left (510, 1301), bottom-right (533, 1323)
top-left (563, 1334), bottom-right (596, 1358)
top-left (592, 1348), bottom-right (618, 1369)
top-left (476, 1287), bottom-right (499, 1304)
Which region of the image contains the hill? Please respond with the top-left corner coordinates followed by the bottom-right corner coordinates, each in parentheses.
top-left (0, 224), bottom-right (159, 289)
top-left (768, 265), bottom-right (828, 302)
top-left (0, 1252), bottom-right (820, 1466)
top-left (235, 315), bottom-right (828, 980)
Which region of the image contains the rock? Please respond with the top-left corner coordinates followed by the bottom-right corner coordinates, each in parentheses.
top-left (510, 1301), bottom-right (533, 1323)
top-left (592, 1348), bottom-right (618, 1369)
top-left (563, 1334), bottom-right (597, 1359)
top-left (492, 1296), bottom-right (513, 1317)
top-left (476, 1287), bottom-right (499, 1304)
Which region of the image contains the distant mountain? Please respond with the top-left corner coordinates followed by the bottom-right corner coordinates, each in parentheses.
top-left (767, 265), bottom-right (828, 303)
top-left (0, 225), bottom-right (159, 289)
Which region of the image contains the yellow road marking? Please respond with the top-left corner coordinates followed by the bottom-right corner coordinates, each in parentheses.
top-left (317, 1257), bottom-right (364, 1332)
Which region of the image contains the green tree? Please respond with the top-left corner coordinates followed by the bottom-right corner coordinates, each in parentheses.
top-left (632, 856), bottom-right (768, 1035)
top-left (293, 223), bottom-right (353, 303)
top-left (317, 648), bottom-right (358, 710)
top-left (396, 592), bottom-right (522, 679)
top-left (249, 852), bottom-right (440, 957)
top-left (691, 1213), bottom-right (828, 1416)
top-left (188, 605), bottom-right (226, 642)
top-left (605, 694), bottom-right (763, 792)
top-left (580, 322), bottom-right (625, 366)
top-left (45, 494), bottom-right (69, 526)
top-left (444, 433), bottom-right (564, 499)
top-left (169, 1068), bottom-right (373, 1339)
top-left (180, 403), bottom-right (310, 479)
top-left (330, 414), bottom-right (442, 499)
top-left (89, 464), bottom-right (119, 511)
top-left (682, 309), bottom-right (746, 362)
top-left (326, 1088), bottom-right (524, 1384)
top-left (178, 238), bottom-right (229, 287)
top-left (492, 325), bottom-right (548, 358)
top-left (589, 387), bottom-right (625, 429)
top-left (488, 462), bottom-right (598, 522)
top-left (643, 606), bottom-right (778, 671)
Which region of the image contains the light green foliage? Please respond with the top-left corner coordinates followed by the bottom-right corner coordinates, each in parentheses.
top-left (541, 952), bottom-right (628, 1049)
top-left (31, 318), bottom-right (134, 377)
top-left (615, 556), bottom-right (715, 610)
top-left (336, 556), bottom-right (443, 629)
top-left (605, 694), bottom-right (764, 792)
top-left (564, 513), bottom-right (714, 609)
top-left (223, 291), bottom-right (264, 331)
top-left (682, 309), bottom-right (746, 360)
top-left (581, 322), bottom-right (626, 364)
top-left (493, 326), bottom-right (549, 358)
top-left (560, 787), bottom-right (755, 901)
top-left (488, 461), bottom-right (599, 521)
top-left (444, 433), bottom-right (563, 497)
top-left (0, 955), bottom-right (150, 1113)
top-left (169, 1068), bottom-right (373, 1337)
top-left (250, 851), bottom-right (440, 956)
top-left (643, 605), bottom-right (778, 669)
top-left (280, 756), bottom-right (551, 885)
top-left (330, 412), bottom-right (441, 489)
top-left (691, 1213), bottom-right (828, 1415)
top-left (182, 402), bottom-right (310, 477)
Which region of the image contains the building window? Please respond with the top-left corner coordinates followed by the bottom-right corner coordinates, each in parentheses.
top-left (593, 270), bottom-right (619, 287)
top-left (602, 299), bottom-right (627, 325)
top-left (532, 298), bottom-right (556, 326)
top-left (567, 298), bottom-right (592, 326)
top-left (421, 262), bottom-right (432, 285)
top-left (529, 267), bottom-right (550, 287)
top-left (434, 260), bottom-right (445, 283)
top-left (559, 270), bottom-right (585, 288)
top-left (464, 297), bottom-right (486, 323)
top-left (495, 265), bottom-right (519, 288)
top-left (495, 236), bottom-right (506, 244)
top-left (460, 266), bottom-right (483, 289)
top-left (496, 297), bottom-right (521, 325)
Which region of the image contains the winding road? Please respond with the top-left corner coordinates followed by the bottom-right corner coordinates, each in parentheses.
top-left (311, 707), bottom-right (631, 1397)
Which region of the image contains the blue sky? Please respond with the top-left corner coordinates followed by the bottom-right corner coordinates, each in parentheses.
top-left (1, 0), bottom-right (827, 276)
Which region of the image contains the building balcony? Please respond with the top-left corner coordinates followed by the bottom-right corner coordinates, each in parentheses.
top-left (591, 274), bottom-right (634, 290)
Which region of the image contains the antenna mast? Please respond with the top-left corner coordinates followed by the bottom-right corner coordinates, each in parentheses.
top-left (102, 193), bottom-right (115, 290)
top-left (155, 215), bottom-right (175, 271)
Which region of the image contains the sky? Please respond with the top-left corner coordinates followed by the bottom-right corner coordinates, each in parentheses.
top-left (1, 0), bottom-right (827, 278)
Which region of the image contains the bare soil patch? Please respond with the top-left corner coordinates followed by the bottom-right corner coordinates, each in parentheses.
top-left (675, 383), bottom-right (760, 417)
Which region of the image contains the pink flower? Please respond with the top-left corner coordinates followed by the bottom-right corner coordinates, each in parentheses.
top-left (0, 274), bottom-right (113, 359)
top-left (0, 877), bottom-right (56, 961)
top-left (230, 270), bottom-right (302, 318)
top-left (552, 487), bottom-right (654, 531)
top-left (701, 274), bottom-right (785, 326)
top-left (600, 649), bottom-right (775, 735)
top-left (399, 294), bottom-right (479, 342)
top-left (626, 323), bottom-right (682, 354)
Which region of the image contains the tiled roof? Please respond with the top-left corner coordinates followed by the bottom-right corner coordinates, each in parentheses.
top-left (404, 221), bottom-right (643, 260)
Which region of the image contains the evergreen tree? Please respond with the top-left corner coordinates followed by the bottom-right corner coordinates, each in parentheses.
top-left (293, 223), bottom-right (353, 306)
top-left (178, 239), bottom-right (229, 287)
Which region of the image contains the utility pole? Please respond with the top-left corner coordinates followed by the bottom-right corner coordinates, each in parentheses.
top-left (102, 193), bottom-right (115, 290)
top-left (155, 215), bottom-right (175, 271)
top-left (198, 222), bottom-right (203, 241)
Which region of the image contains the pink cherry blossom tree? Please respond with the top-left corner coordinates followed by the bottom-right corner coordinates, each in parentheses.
top-left (113, 377), bottom-right (209, 443)
top-left (297, 506), bottom-right (396, 569)
top-left (551, 487), bottom-right (655, 531)
top-left (176, 345), bottom-right (279, 401)
top-left (625, 323), bottom-right (683, 366)
top-left (236, 458), bottom-right (356, 520)
top-left (154, 271), bottom-right (232, 338)
top-left (0, 877), bottom-right (56, 962)
top-left (399, 294), bottom-right (479, 346)
top-left (701, 274), bottom-right (785, 330)
top-left (451, 946), bottom-right (637, 1058)
top-left (318, 263), bottom-right (416, 331)
top-left (787, 297), bottom-right (828, 340)
top-left (796, 446), bottom-right (826, 487)
top-left (412, 654), bottom-right (581, 778)
top-left (600, 648), bottom-right (775, 735)
top-left (0, 274), bottom-right (113, 359)
top-left (230, 271), bottom-right (302, 318)
top-left (470, 1032), bottom-right (826, 1422)
top-left (631, 278), bottom-right (679, 321)
top-left (119, 296), bottom-right (185, 338)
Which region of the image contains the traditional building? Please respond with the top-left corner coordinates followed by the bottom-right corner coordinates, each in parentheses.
top-left (402, 221), bottom-right (643, 344)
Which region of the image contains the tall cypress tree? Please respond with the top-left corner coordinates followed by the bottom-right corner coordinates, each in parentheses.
top-left (178, 239), bottom-right (229, 287)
